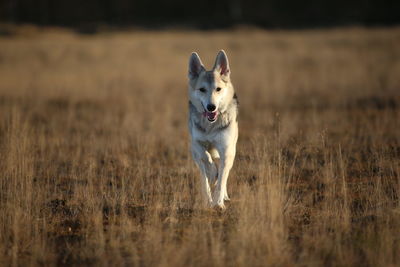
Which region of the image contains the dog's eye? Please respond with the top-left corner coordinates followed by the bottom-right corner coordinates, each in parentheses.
top-left (216, 87), bottom-right (222, 92)
top-left (199, 88), bottom-right (206, 93)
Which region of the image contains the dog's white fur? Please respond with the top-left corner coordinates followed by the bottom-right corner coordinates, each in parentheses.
top-left (188, 50), bottom-right (238, 209)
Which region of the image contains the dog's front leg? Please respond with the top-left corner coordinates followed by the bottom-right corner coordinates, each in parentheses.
top-left (192, 143), bottom-right (213, 206)
top-left (212, 144), bottom-right (236, 209)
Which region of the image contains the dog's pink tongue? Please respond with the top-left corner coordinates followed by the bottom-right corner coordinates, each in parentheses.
top-left (207, 111), bottom-right (217, 120)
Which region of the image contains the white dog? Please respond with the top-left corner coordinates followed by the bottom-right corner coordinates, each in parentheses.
top-left (188, 50), bottom-right (238, 209)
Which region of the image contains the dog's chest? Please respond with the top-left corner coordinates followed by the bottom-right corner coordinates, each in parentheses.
top-left (197, 139), bottom-right (214, 151)
top-left (190, 114), bottom-right (230, 143)
top-left (191, 123), bottom-right (221, 144)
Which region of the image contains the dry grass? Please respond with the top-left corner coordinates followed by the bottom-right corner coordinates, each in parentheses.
top-left (0, 26), bottom-right (399, 266)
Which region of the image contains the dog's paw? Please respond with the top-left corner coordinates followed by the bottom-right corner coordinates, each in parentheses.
top-left (203, 198), bottom-right (213, 208)
top-left (213, 202), bottom-right (226, 211)
top-left (211, 197), bottom-right (226, 210)
top-left (223, 191), bottom-right (230, 201)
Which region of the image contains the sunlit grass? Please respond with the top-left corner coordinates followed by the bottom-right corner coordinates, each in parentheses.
top-left (0, 26), bottom-right (399, 266)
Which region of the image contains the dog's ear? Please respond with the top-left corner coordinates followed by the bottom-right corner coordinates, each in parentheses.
top-left (213, 50), bottom-right (230, 78)
top-left (188, 52), bottom-right (205, 79)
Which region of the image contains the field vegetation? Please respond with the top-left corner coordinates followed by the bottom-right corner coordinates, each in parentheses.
top-left (0, 26), bottom-right (399, 266)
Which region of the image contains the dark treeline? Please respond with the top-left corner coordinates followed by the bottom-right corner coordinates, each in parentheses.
top-left (0, 0), bottom-right (399, 29)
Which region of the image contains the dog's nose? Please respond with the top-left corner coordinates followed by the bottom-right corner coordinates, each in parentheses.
top-left (207, 104), bottom-right (216, 112)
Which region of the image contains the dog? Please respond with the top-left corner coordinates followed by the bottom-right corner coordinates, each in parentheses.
top-left (188, 50), bottom-right (238, 209)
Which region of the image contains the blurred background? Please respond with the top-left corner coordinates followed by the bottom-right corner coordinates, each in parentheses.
top-left (0, 1), bottom-right (399, 266)
top-left (1, 0), bottom-right (399, 30)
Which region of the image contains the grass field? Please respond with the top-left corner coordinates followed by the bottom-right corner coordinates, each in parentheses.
top-left (0, 26), bottom-right (399, 266)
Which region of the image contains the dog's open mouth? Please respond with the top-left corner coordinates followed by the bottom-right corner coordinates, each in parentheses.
top-left (205, 111), bottom-right (218, 122)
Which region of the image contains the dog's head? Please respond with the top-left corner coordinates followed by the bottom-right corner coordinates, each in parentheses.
top-left (188, 50), bottom-right (233, 123)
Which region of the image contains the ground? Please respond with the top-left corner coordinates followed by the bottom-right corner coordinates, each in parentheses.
top-left (0, 25), bottom-right (399, 266)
